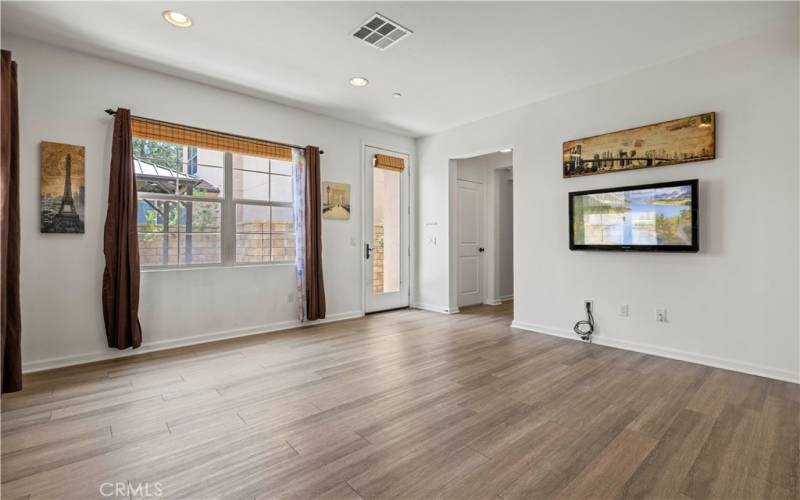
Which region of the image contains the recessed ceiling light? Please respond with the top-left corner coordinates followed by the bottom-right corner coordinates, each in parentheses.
top-left (349, 77), bottom-right (369, 87)
top-left (499, 148), bottom-right (512, 153)
top-left (392, 92), bottom-right (402, 98)
top-left (163, 10), bottom-right (192, 28)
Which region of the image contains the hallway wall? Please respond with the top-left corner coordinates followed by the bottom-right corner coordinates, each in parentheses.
top-left (495, 168), bottom-right (513, 300)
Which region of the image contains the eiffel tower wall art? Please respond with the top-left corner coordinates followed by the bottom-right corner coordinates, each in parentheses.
top-left (40, 141), bottom-right (86, 234)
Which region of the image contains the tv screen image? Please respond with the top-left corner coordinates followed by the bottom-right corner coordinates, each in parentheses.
top-left (569, 180), bottom-right (698, 252)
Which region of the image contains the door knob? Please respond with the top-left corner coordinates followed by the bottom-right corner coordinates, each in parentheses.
top-left (365, 243), bottom-right (373, 259)
top-left (479, 247), bottom-right (485, 252)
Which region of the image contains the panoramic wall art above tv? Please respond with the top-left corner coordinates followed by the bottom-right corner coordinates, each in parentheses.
top-left (569, 179), bottom-right (699, 252)
top-left (563, 113), bottom-right (715, 178)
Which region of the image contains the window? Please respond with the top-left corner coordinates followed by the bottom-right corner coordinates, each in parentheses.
top-left (232, 153), bottom-right (295, 264)
top-left (134, 137), bottom-right (296, 268)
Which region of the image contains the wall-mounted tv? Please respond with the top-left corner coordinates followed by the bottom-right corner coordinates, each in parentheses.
top-left (569, 179), bottom-right (699, 252)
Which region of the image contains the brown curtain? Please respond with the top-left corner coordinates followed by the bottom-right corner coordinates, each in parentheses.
top-left (1, 50), bottom-right (22, 393)
top-left (305, 146), bottom-right (325, 320)
top-left (102, 108), bottom-right (142, 349)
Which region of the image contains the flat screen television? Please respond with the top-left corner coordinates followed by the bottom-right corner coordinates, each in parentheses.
top-left (569, 179), bottom-right (699, 252)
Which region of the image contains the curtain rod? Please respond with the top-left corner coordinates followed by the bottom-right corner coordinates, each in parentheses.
top-left (104, 109), bottom-right (323, 154)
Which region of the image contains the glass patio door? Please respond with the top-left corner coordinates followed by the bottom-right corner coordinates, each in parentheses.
top-left (364, 146), bottom-right (409, 313)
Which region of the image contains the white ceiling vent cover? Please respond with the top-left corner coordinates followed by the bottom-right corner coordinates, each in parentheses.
top-left (352, 13), bottom-right (412, 51)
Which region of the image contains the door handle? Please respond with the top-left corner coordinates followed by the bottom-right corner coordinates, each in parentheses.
top-left (365, 243), bottom-right (373, 259)
top-left (479, 247), bottom-right (485, 253)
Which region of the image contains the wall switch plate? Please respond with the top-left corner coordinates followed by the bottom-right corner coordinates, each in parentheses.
top-left (619, 304), bottom-right (629, 317)
top-left (655, 309), bottom-right (667, 322)
top-left (287, 293), bottom-right (295, 304)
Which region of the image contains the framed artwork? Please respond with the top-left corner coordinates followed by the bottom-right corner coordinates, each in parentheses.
top-left (563, 112), bottom-right (715, 178)
top-left (322, 182), bottom-right (351, 220)
top-left (40, 141), bottom-right (86, 233)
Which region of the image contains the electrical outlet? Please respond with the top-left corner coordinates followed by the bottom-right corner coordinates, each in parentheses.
top-left (619, 304), bottom-right (629, 317)
top-left (655, 309), bottom-right (667, 322)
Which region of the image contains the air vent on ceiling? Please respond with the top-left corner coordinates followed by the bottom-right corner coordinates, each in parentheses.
top-left (352, 13), bottom-right (412, 51)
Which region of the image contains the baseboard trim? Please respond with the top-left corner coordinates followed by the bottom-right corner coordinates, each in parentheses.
top-left (486, 295), bottom-right (513, 306)
top-left (412, 303), bottom-right (459, 314)
top-left (510, 320), bottom-right (799, 384)
top-left (22, 310), bottom-right (364, 374)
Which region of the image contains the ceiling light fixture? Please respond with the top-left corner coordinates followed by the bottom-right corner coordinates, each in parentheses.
top-left (349, 77), bottom-right (369, 87)
top-left (392, 92), bottom-right (402, 98)
top-left (499, 148), bottom-right (512, 153)
top-left (163, 10), bottom-right (192, 28)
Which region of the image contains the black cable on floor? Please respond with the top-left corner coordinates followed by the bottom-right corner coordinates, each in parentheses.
top-left (574, 302), bottom-right (594, 342)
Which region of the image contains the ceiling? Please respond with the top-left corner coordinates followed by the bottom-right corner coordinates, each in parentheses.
top-left (1, 2), bottom-right (793, 137)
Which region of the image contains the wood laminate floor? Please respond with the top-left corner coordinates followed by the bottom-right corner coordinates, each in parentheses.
top-left (2, 303), bottom-right (799, 499)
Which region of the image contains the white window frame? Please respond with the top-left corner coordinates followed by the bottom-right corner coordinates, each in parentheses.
top-left (135, 144), bottom-right (296, 270)
top-left (227, 153), bottom-right (296, 267)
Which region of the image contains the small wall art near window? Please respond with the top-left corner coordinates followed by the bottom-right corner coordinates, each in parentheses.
top-left (322, 181), bottom-right (350, 220)
top-left (563, 112), bottom-right (715, 178)
top-left (40, 141), bottom-right (85, 233)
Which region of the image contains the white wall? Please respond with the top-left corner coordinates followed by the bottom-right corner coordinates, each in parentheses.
top-left (3, 35), bottom-right (415, 371)
top-left (495, 168), bottom-right (513, 300)
top-left (416, 19), bottom-right (800, 382)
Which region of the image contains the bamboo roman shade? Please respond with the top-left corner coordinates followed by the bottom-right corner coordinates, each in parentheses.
top-left (374, 153), bottom-right (405, 172)
top-left (131, 117), bottom-right (293, 161)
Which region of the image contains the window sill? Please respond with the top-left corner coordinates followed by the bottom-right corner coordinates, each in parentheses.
top-left (141, 262), bottom-right (295, 273)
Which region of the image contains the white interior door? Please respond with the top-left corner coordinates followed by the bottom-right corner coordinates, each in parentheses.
top-left (364, 146), bottom-right (409, 313)
top-left (457, 179), bottom-right (484, 307)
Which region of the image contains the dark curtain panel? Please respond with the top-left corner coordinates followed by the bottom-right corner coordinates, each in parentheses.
top-left (102, 108), bottom-right (142, 349)
top-left (304, 146), bottom-right (326, 320)
top-left (1, 50), bottom-right (22, 393)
